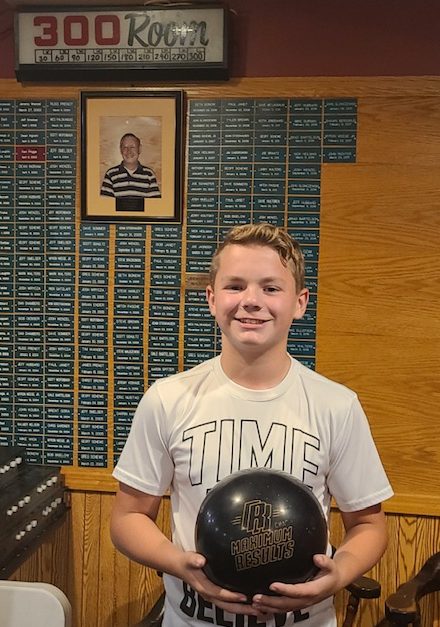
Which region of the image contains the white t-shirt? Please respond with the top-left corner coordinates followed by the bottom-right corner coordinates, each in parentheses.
top-left (113, 356), bottom-right (393, 627)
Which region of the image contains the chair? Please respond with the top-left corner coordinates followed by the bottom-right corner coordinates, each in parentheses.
top-left (0, 581), bottom-right (72, 627)
top-left (136, 574), bottom-right (381, 627)
top-left (380, 551), bottom-right (440, 626)
top-left (342, 574), bottom-right (382, 627)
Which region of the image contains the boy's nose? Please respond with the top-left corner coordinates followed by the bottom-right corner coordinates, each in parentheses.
top-left (241, 287), bottom-right (261, 308)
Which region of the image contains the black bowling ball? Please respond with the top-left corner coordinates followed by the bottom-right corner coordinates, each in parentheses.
top-left (195, 467), bottom-right (327, 598)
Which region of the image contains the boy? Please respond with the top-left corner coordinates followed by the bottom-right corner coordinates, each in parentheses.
top-left (111, 223), bottom-right (393, 626)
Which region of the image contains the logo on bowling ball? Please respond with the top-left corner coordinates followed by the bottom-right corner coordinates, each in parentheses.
top-left (231, 498), bottom-right (295, 572)
top-left (195, 468), bottom-right (328, 597)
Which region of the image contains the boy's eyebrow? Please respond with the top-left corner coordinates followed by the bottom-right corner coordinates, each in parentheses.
top-left (220, 274), bottom-right (288, 283)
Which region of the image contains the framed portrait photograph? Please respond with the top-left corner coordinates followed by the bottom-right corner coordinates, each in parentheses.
top-left (81, 90), bottom-right (183, 222)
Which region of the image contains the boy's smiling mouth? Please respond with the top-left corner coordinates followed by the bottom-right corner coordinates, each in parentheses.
top-left (236, 318), bottom-right (267, 325)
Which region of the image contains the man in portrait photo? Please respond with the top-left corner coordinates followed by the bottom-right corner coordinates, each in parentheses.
top-left (100, 132), bottom-right (161, 211)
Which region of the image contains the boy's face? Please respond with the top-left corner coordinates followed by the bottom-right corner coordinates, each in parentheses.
top-left (206, 244), bottom-right (308, 357)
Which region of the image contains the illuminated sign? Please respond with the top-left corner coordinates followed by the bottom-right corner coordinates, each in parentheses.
top-left (15, 5), bottom-right (228, 81)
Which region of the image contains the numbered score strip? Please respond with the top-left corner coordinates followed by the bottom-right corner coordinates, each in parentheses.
top-left (15, 6), bottom-right (227, 78)
top-left (35, 47), bottom-right (206, 64)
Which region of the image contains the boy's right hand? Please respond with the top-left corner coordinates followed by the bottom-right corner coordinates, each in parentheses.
top-left (176, 550), bottom-right (273, 620)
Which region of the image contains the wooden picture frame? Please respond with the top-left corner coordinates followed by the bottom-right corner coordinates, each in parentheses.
top-left (81, 90), bottom-right (183, 222)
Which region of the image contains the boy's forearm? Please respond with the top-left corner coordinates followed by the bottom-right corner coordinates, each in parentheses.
top-left (111, 511), bottom-right (184, 577)
top-left (333, 516), bottom-right (388, 589)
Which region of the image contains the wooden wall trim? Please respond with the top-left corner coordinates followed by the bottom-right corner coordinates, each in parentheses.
top-left (65, 471), bottom-right (440, 518)
top-left (3, 75), bottom-right (440, 97)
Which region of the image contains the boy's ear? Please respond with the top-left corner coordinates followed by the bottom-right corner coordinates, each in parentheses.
top-left (206, 284), bottom-right (215, 315)
top-left (293, 288), bottom-right (309, 320)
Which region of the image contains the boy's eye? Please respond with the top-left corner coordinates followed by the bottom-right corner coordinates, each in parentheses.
top-left (225, 285), bottom-right (242, 291)
top-left (264, 286), bottom-right (279, 292)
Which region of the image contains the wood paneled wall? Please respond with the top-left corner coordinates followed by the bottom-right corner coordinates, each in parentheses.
top-left (1, 76), bottom-right (439, 509)
top-left (4, 76), bottom-right (440, 624)
top-left (2, 76), bottom-right (439, 512)
top-left (317, 88), bottom-right (440, 517)
top-left (10, 493), bottom-right (440, 627)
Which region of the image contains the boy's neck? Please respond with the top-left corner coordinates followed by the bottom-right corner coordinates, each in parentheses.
top-left (219, 348), bottom-right (291, 390)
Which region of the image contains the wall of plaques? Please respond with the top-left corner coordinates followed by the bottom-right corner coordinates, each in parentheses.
top-left (0, 95), bottom-right (357, 480)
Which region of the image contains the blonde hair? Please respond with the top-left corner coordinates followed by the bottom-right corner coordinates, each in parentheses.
top-left (209, 223), bottom-right (305, 290)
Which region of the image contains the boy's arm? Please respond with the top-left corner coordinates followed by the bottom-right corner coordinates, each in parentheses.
top-left (110, 483), bottom-right (265, 618)
top-left (332, 503), bottom-right (388, 588)
top-left (110, 482), bottom-right (183, 574)
top-left (251, 503), bottom-right (388, 614)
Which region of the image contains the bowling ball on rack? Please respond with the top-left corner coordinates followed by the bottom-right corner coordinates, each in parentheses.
top-left (195, 467), bottom-right (327, 598)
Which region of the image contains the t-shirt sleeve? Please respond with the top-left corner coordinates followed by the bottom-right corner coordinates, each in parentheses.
top-left (112, 383), bottom-right (174, 496)
top-left (326, 395), bottom-right (394, 512)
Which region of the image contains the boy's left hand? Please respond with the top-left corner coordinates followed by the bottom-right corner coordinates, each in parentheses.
top-left (251, 554), bottom-right (341, 614)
